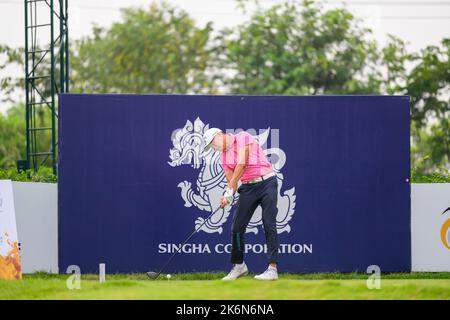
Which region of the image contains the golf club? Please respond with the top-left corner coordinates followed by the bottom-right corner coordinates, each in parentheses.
top-left (146, 205), bottom-right (224, 280)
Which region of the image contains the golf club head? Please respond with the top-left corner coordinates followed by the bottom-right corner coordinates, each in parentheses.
top-left (146, 271), bottom-right (160, 280)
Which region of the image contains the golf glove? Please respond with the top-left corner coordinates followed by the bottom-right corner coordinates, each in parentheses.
top-left (223, 187), bottom-right (234, 206)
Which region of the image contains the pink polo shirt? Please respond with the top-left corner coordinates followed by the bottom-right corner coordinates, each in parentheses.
top-left (221, 131), bottom-right (273, 182)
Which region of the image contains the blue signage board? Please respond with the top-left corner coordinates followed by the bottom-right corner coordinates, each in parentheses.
top-left (58, 94), bottom-right (411, 273)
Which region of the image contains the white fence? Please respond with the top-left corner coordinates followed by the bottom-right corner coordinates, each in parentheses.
top-left (12, 182), bottom-right (58, 273)
top-left (411, 183), bottom-right (450, 272)
top-left (10, 182), bottom-right (450, 273)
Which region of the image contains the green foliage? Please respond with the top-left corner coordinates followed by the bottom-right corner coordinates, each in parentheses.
top-left (412, 167), bottom-right (450, 183)
top-left (0, 166), bottom-right (56, 183)
top-left (0, 103), bottom-right (56, 181)
top-left (0, 0), bottom-right (448, 176)
top-left (412, 120), bottom-right (450, 174)
top-left (407, 39), bottom-right (450, 129)
top-left (0, 45), bottom-right (23, 103)
top-left (411, 155), bottom-right (450, 183)
top-left (0, 104), bottom-right (26, 167)
top-left (380, 36), bottom-right (450, 171)
top-left (0, 103), bottom-right (55, 170)
top-left (408, 40), bottom-right (450, 171)
top-left (216, 0), bottom-right (381, 94)
top-left (71, 1), bottom-right (214, 94)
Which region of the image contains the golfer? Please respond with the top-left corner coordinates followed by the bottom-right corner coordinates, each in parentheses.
top-left (202, 128), bottom-right (279, 281)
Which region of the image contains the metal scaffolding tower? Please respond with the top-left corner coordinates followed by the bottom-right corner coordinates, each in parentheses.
top-left (21, 0), bottom-right (68, 174)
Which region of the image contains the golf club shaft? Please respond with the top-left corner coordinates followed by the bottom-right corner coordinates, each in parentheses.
top-left (155, 205), bottom-right (223, 277)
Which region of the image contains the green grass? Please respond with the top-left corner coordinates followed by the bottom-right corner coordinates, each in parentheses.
top-left (0, 272), bottom-right (449, 300)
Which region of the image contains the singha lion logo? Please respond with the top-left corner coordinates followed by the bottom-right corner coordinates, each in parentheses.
top-left (169, 117), bottom-right (296, 235)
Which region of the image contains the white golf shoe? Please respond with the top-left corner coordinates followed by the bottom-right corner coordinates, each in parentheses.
top-left (254, 266), bottom-right (278, 281)
top-left (222, 262), bottom-right (248, 280)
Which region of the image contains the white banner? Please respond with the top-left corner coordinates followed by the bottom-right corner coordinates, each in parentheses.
top-left (0, 180), bottom-right (22, 280)
top-left (411, 183), bottom-right (450, 272)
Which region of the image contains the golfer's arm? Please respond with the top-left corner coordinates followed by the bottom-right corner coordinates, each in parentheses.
top-left (230, 164), bottom-right (245, 185)
top-left (224, 170), bottom-right (233, 184)
top-left (229, 145), bottom-right (250, 187)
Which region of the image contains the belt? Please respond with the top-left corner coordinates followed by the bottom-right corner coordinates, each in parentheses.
top-left (241, 172), bottom-right (276, 184)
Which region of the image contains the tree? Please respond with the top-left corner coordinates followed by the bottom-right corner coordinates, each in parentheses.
top-left (380, 36), bottom-right (450, 171)
top-left (71, 2), bottom-right (215, 94)
top-left (0, 104), bottom-right (26, 167)
top-left (0, 45), bottom-right (23, 103)
top-left (0, 103), bottom-right (55, 169)
top-left (412, 120), bottom-right (449, 172)
top-left (0, 0), bottom-right (448, 173)
top-left (408, 39), bottom-right (450, 130)
top-left (215, 0), bottom-right (381, 94)
top-left (409, 40), bottom-right (450, 171)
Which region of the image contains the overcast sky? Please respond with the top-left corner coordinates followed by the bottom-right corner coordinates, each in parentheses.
top-left (1, 0), bottom-right (449, 112)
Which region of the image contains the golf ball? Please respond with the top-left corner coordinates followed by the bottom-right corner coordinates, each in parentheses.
top-left (166, 274), bottom-right (171, 280)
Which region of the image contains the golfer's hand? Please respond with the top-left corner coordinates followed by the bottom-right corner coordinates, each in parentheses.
top-left (220, 197), bottom-right (229, 209)
top-left (220, 187), bottom-right (234, 209)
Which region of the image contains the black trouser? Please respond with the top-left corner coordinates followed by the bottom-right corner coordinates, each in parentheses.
top-left (231, 176), bottom-right (279, 265)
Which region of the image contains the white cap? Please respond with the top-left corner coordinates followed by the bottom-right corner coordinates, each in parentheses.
top-left (202, 128), bottom-right (222, 151)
